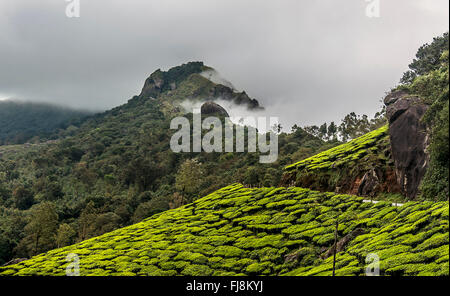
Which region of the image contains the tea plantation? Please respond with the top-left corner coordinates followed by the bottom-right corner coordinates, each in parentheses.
top-left (285, 125), bottom-right (390, 173)
top-left (1, 184), bottom-right (447, 276)
top-left (282, 125), bottom-right (397, 194)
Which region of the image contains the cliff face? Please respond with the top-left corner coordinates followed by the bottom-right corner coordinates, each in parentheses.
top-left (281, 90), bottom-right (431, 200)
top-left (139, 62), bottom-right (206, 99)
top-left (200, 101), bottom-right (229, 117)
top-left (139, 62), bottom-right (263, 110)
top-left (384, 90), bottom-right (430, 199)
top-left (2, 184), bottom-right (448, 276)
top-left (281, 126), bottom-right (401, 197)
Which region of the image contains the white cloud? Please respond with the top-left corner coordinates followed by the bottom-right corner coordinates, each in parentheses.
top-left (0, 0), bottom-right (448, 127)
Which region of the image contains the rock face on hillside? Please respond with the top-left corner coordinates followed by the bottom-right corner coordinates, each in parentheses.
top-left (201, 101), bottom-right (229, 117)
top-left (139, 69), bottom-right (166, 99)
top-left (210, 85), bottom-right (262, 110)
top-left (138, 62), bottom-right (263, 110)
top-left (281, 125), bottom-right (401, 197)
top-left (384, 90), bottom-right (430, 199)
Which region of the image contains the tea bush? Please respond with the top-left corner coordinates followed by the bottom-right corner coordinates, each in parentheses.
top-left (1, 184), bottom-right (447, 276)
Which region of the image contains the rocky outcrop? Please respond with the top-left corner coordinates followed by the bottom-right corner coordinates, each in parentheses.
top-left (139, 69), bottom-right (165, 99)
top-left (210, 85), bottom-right (263, 110)
top-left (357, 168), bottom-right (381, 196)
top-left (233, 91), bottom-right (262, 110)
top-left (139, 62), bottom-right (206, 99)
top-left (138, 62), bottom-right (263, 110)
top-left (346, 167), bottom-right (401, 197)
top-left (384, 90), bottom-right (430, 199)
top-left (200, 101), bottom-right (229, 117)
top-left (211, 84), bottom-right (234, 100)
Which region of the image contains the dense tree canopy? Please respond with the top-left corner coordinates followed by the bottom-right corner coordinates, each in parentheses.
top-left (0, 101), bottom-right (91, 145)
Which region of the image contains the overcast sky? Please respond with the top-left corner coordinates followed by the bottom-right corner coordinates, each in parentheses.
top-left (0, 0), bottom-right (448, 129)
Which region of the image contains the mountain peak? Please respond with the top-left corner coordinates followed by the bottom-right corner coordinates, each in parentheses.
top-left (139, 61), bottom-right (207, 99)
top-left (138, 61), bottom-right (263, 110)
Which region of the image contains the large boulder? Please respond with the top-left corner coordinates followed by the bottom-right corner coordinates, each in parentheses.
top-left (384, 90), bottom-right (430, 199)
top-left (200, 101), bottom-right (229, 117)
top-left (139, 69), bottom-right (165, 99)
top-left (211, 84), bottom-right (234, 101)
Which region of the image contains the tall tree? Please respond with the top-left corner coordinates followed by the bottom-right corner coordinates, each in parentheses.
top-left (56, 223), bottom-right (76, 248)
top-left (327, 122), bottom-right (338, 140)
top-left (175, 159), bottom-right (204, 203)
top-left (78, 201), bottom-right (97, 241)
top-left (304, 125), bottom-right (319, 138)
top-left (318, 123), bottom-right (328, 140)
top-left (12, 185), bottom-right (34, 210)
top-left (401, 32), bottom-right (449, 84)
top-left (16, 202), bottom-right (58, 256)
top-left (244, 166), bottom-right (260, 187)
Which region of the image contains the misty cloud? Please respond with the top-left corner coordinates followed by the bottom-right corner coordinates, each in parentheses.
top-left (0, 0), bottom-right (448, 129)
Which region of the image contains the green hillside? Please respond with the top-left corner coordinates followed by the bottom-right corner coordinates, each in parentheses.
top-left (0, 62), bottom-right (332, 265)
top-left (1, 184), bottom-right (447, 276)
top-left (285, 125), bottom-right (389, 172)
top-left (282, 125), bottom-right (399, 196)
top-left (0, 101), bottom-right (91, 145)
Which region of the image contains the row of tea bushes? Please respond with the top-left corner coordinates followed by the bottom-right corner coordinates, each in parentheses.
top-left (281, 125), bottom-right (399, 196)
top-left (285, 125), bottom-right (390, 173)
top-left (1, 184), bottom-right (447, 276)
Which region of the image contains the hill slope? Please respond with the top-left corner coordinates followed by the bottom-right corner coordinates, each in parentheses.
top-left (1, 184), bottom-right (447, 276)
top-left (0, 101), bottom-right (91, 145)
top-left (282, 125), bottom-right (401, 197)
top-left (0, 62), bottom-right (331, 265)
